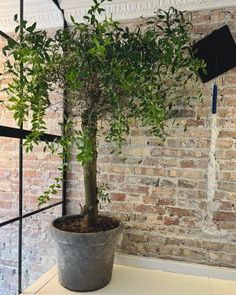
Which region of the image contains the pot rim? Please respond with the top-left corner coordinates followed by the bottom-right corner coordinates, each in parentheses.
top-left (51, 214), bottom-right (122, 237)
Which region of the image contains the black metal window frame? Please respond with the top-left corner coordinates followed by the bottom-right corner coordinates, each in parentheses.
top-left (0, 0), bottom-right (67, 294)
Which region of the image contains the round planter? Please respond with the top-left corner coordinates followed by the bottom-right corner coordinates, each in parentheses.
top-left (50, 214), bottom-right (123, 292)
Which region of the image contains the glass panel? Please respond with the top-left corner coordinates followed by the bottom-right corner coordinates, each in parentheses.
top-left (23, 142), bottom-right (62, 214)
top-left (22, 91), bottom-right (63, 136)
top-left (22, 206), bottom-right (61, 291)
top-left (0, 138), bottom-right (19, 224)
top-left (43, 91), bottom-right (63, 136)
top-left (0, 36), bottom-right (19, 129)
top-left (0, 39), bottom-right (62, 133)
top-left (0, 222), bottom-right (18, 295)
top-left (24, 1), bottom-right (64, 136)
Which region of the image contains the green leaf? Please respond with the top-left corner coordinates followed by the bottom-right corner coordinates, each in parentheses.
top-left (15, 25), bottom-right (20, 33)
top-left (27, 22), bottom-right (36, 33)
top-left (21, 20), bottom-right (27, 28)
top-left (70, 15), bottom-right (75, 23)
top-left (83, 15), bottom-right (90, 21)
top-left (8, 38), bottom-right (16, 48)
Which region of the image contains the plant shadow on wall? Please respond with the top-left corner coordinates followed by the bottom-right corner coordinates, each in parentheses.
top-left (0, 0), bottom-right (203, 292)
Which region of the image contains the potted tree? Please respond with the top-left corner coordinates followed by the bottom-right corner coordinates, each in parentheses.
top-left (2, 0), bottom-right (203, 292)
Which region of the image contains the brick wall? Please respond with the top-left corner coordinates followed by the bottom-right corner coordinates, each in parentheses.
top-left (67, 7), bottom-right (236, 268)
top-left (0, 6), bottom-right (236, 295)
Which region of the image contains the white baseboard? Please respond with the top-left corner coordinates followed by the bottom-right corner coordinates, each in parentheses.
top-left (115, 253), bottom-right (236, 281)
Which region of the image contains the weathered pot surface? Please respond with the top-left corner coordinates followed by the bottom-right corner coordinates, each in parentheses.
top-left (51, 214), bottom-right (123, 292)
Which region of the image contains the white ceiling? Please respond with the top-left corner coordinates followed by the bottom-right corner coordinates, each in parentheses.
top-left (0, 0), bottom-right (235, 33)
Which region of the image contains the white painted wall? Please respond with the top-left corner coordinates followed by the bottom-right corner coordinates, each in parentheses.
top-left (0, 0), bottom-right (236, 33)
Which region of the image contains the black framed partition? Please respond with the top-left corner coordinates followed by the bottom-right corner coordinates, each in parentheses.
top-left (0, 126), bottom-right (66, 294)
top-left (0, 0), bottom-right (67, 294)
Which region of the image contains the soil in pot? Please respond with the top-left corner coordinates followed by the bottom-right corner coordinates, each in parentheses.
top-left (54, 215), bottom-right (119, 233)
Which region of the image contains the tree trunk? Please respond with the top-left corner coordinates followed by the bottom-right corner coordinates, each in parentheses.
top-left (82, 115), bottom-right (98, 226)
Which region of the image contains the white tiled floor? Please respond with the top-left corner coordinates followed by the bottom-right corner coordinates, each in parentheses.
top-left (22, 265), bottom-right (236, 295)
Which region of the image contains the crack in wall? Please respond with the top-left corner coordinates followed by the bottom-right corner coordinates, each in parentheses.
top-left (201, 113), bottom-right (228, 237)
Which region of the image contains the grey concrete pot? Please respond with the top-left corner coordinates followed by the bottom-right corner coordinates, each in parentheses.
top-left (50, 214), bottom-right (123, 292)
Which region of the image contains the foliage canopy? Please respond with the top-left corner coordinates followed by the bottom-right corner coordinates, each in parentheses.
top-left (1, 0), bottom-right (203, 224)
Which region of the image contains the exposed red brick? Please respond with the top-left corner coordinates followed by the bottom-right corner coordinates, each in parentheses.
top-left (164, 216), bottom-right (179, 226)
top-left (213, 211), bottom-right (236, 222)
top-left (180, 160), bottom-right (196, 168)
top-left (110, 193), bottom-right (126, 202)
top-left (169, 207), bottom-right (195, 218)
top-left (159, 198), bottom-right (176, 206)
top-left (219, 130), bottom-right (236, 139)
top-left (178, 179), bottom-right (197, 189)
